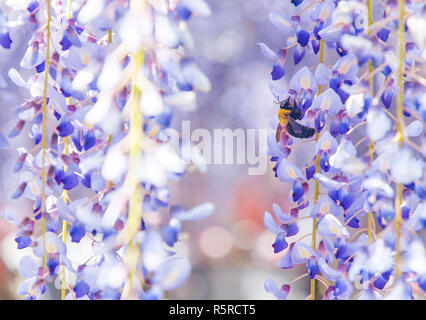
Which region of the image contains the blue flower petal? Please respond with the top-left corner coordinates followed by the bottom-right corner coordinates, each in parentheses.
top-left (296, 29), bottom-right (310, 47)
top-left (27, 1), bottom-right (39, 12)
top-left (286, 222), bottom-right (299, 237)
top-left (272, 232), bottom-right (288, 253)
top-left (291, 0), bottom-right (304, 6)
top-left (70, 221), bottom-right (86, 243)
top-left (271, 62), bottom-right (285, 80)
top-left (376, 28), bottom-right (390, 42)
top-left (312, 39), bottom-right (320, 54)
top-left (62, 173), bottom-right (79, 190)
top-left (176, 5), bottom-right (192, 20)
top-left (306, 258), bottom-right (318, 279)
top-left (56, 120), bottom-right (74, 137)
top-left (292, 180), bottom-right (304, 202)
top-left (381, 89), bottom-right (393, 108)
top-left (16, 236), bottom-right (32, 249)
top-left (161, 224), bottom-right (180, 247)
top-left (74, 280), bottom-right (90, 298)
top-left (60, 34), bottom-right (73, 51)
top-left (47, 256), bottom-right (60, 276)
top-left (12, 182), bottom-right (27, 199)
top-left (0, 32), bottom-right (12, 49)
top-left (313, 21), bottom-right (324, 40)
top-left (293, 45), bottom-right (305, 65)
top-left (306, 163), bottom-right (316, 180)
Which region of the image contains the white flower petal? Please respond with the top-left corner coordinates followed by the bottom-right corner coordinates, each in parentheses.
top-left (140, 83), bottom-right (164, 117)
top-left (405, 120), bottom-right (423, 137)
top-left (345, 93), bottom-right (364, 117)
top-left (77, 0), bottom-right (105, 24)
top-left (367, 109), bottom-right (391, 141)
top-left (8, 68), bottom-right (28, 87)
top-left (390, 149), bottom-right (423, 184)
top-left (180, 0), bottom-right (212, 16)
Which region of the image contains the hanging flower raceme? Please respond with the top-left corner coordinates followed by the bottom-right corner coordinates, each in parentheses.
top-left (261, 0), bottom-right (425, 300)
top-left (2, 0), bottom-right (213, 300)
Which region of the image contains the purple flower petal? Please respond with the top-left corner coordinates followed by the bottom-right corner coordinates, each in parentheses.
top-left (173, 202), bottom-right (214, 221)
top-left (317, 214), bottom-right (349, 238)
top-left (318, 257), bottom-right (342, 281)
top-left (277, 244), bottom-right (294, 269)
top-left (292, 242), bottom-right (315, 264)
top-left (264, 211), bottom-right (282, 234)
top-left (272, 203), bottom-right (293, 223)
top-left (18, 256), bottom-right (38, 278)
top-left (277, 159), bottom-right (304, 183)
top-left (265, 278), bottom-right (290, 300)
top-left (257, 42), bottom-right (279, 60)
top-left (8, 120), bottom-right (25, 138)
top-left (290, 66), bottom-right (317, 94)
top-left (0, 131), bottom-right (9, 149)
top-left (269, 12), bottom-right (294, 33)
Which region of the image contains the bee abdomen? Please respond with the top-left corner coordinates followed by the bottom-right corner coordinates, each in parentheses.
top-left (286, 123), bottom-right (315, 139)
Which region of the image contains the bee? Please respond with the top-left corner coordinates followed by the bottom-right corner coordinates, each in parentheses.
top-left (276, 97), bottom-right (315, 142)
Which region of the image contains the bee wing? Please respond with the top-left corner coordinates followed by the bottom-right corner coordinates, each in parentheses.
top-left (289, 106), bottom-right (302, 120)
top-left (286, 118), bottom-right (315, 139)
top-left (276, 124), bottom-right (283, 143)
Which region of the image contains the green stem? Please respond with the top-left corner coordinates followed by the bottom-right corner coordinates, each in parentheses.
top-left (108, 29), bottom-right (112, 43)
top-left (367, 0), bottom-right (374, 244)
top-left (66, 0), bottom-right (71, 19)
top-left (61, 0), bottom-right (72, 300)
top-left (311, 38), bottom-right (324, 300)
top-left (395, 0), bottom-right (405, 279)
top-left (121, 1), bottom-right (146, 297)
top-left (121, 48), bottom-right (144, 299)
top-left (40, 0), bottom-right (52, 274)
top-left (61, 137), bottom-right (69, 300)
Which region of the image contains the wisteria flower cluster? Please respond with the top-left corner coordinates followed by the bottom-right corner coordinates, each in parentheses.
top-left (261, 0), bottom-right (425, 299)
top-left (1, 0), bottom-right (213, 300)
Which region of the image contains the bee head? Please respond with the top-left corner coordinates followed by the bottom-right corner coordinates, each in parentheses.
top-left (280, 98), bottom-right (293, 110)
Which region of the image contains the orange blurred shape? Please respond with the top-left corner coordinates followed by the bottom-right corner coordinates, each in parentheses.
top-left (232, 175), bottom-right (290, 227)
